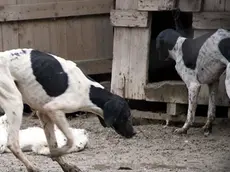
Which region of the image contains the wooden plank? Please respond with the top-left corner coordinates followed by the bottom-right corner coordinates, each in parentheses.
top-left (18, 21), bottom-right (34, 48)
top-left (49, 19), bottom-right (67, 58)
top-left (225, 0), bottom-right (230, 12)
top-left (80, 17), bottom-right (97, 60)
top-left (94, 15), bottom-right (113, 61)
top-left (111, 26), bottom-right (152, 99)
top-left (166, 103), bottom-right (186, 116)
top-left (193, 12), bottom-right (230, 29)
top-left (17, 0), bottom-right (56, 4)
top-left (116, 0), bottom-right (138, 9)
top-left (132, 110), bottom-right (228, 125)
top-left (144, 78), bottom-right (230, 106)
top-left (193, 29), bottom-right (214, 38)
top-left (138, 0), bottom-right (176, 11)
top-left (203, 0), bottom-right (226, 12)
top-left (111, 0), bottom-right (152, 99)
top-left (126, 27), bottom-right (151, 99)
top-left (177, 0), bottom-right (202, 12)
top-left (110, 10), bottom-right (149, 27)
top-left (2, 22), bottom-right (19, 50)
top-left (111, 28), bottom-right (130, 97)
top-left (0, 0), bottom-right (113, 22)
top-left (66, 15), bottom-right (112, 62)
top-left (76, 58), bottom-right (112, 75)
top-left (102, 16), bottom-right (113, 60)
top-left (0, 25), bottom-right (3, 51)
top-left (32, 21), bottom-right (50, 52)
top-left (66, 18), bottom-right (84, 61)
top-left (0, 0), bottom-right (16, 5)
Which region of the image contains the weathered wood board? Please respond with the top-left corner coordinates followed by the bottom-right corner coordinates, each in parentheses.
top-left (0, 0), bottom-right (113, 22)
top-left (110, 10), bottom-right (149, 27)
top-left (111, 0), bottom-right (152, 99)
top-left (193, 12), bottom-right (230, 29)
top-left (178, 0), bottom-right (202, 12)
top-left (138, 0), bottom-right (176, 11)
top-left (0, 0), bottom-right (113, 75)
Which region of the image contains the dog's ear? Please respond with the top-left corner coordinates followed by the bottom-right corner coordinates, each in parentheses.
top-left (103, 99), bottom-right (123, 127)
top-left (97, 115), bottom-right (107, 128)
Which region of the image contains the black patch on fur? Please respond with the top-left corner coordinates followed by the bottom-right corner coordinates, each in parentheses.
top-left (97, 115), bottom-right (107, 127)
top-left (219, 38), bottom-right (230, 62)
top-left (30, 50), bottom-right (68, 97)
top-left (156, 29), bottom-right (181, 60)
top-left (89, 85), bottom-right (135, 138)
top-left (89, 85), bottom-right (112, 109)
top-left (182, 31), bottom-right (214, 69)
top-left (89, 85), bottom-right (116, 127)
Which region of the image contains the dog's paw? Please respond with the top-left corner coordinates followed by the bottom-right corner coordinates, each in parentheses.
top-left (202, 124), bottom-right (212, 137)
top-left (173, 128), bottom-right (187, 135)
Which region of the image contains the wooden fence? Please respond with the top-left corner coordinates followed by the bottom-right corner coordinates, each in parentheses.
top-left (0, 0), bottom-right (114, 75)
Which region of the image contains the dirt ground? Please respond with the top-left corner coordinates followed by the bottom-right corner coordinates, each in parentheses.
top-left (1, 112), bottom-right (230, 172)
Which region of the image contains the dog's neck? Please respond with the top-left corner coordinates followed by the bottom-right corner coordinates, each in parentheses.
top-left (168, 37), bottom-right (187, 62)
top-left (87, 85), bottom-right (113, 117)
top-left (89, 85), bottom-right (113, 108)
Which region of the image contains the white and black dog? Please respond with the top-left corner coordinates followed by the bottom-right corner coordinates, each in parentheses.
top-left (0, 49), bottom-right (135, 172)
top-left (156, 28), bottom-right (230, 135)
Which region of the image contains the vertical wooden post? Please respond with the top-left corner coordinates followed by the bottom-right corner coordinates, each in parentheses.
top-left (111, 0), bottom-right (152, 100)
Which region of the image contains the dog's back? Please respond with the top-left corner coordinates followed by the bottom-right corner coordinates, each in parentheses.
top-left (0, 48), bottom-right (102, 111)
top-left (195, 29), bottom-right (230, 83)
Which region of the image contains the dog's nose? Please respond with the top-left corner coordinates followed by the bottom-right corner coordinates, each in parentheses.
top-left (125, 130), bottom-right (136, 138)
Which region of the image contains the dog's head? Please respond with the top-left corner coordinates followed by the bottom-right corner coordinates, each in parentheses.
top-left (101, 96), bottom-right (135, 138)
top-left (156, 29), bottom-right (181, 61)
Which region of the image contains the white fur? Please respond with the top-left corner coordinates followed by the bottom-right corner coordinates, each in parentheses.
top-left (0, 48), bottom-right (107, 171)
top-left (0, 114), bottom-right (88, 155)
top-left (0, 48), bottom-right (133, 172)
top-left (166, 29), bottom-right (230, 135)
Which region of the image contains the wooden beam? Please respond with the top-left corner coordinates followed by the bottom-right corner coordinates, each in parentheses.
top-left (110, 10), bottom-right (149, 28)
top-left (167, 103), bottom-right (186, 116)
top-left (0, 0), bottom-right (113, 22)
top-left (138, 0), bottom-right (176, 11)
top-left (132, 110), bottom-right (228, 125)
top-left (177, 0), bottom-right (202, 12)
top-left (76, 58), bottom-right (112, 75)
top-left (144, 79), bottom-right (230, 106)
top-left (226, 0), bottom-right (230, 12)
top-left (111, 0), bottom-right (152, 99)
top-left (193, 12), bottom-right (230, 29)
top-left (193, 29), bottom-right (214, 38)
top-left (203, 0), bottom-right (226, 12)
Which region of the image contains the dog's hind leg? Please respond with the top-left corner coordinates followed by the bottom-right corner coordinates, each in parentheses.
top-left (202, 81), bottom-right (218, 136)
top-left (174, 82), bottom-right (201, 134)
top-left (225, 64), bottom-right (230, 100)
top-left (0, 65), bottom-right (39, 172)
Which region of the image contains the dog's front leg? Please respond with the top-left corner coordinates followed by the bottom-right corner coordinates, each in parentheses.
top-left (202, 81), bottom-right (218, 136)
top-left (37, 111), bottom-right (82, 172)
top-left (174, 83), bottom-right (201, 134)
top-left (0, 65), bottom-right (39, 172)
